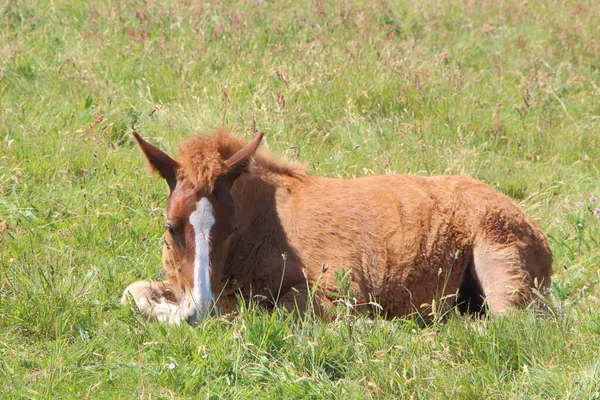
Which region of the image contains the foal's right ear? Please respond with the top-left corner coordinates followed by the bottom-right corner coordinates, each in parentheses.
top-left (133, 132), bottom-right (180, 192)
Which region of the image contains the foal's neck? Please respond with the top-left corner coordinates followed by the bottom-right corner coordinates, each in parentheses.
top-left (232, 167), bottom-right (292, 222)
top-left (219, 169), bottom-right (291, 281)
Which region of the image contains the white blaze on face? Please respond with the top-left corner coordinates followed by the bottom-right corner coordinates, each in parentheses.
top-left (188, 197), bottom-right (215, 320)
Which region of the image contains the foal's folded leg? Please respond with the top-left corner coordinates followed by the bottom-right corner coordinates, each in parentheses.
top-left (121, 280), bottom-right (183, 325)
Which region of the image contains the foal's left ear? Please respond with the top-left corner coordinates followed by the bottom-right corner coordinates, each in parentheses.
top-left (224, 132), bottom-right (264, 180)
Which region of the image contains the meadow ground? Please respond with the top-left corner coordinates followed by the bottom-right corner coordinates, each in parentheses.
top-left (1, 0), bottom-right (600, 398)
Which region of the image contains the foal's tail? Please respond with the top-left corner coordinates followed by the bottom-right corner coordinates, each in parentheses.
top-left (468, 221), bottom-right (553, 314)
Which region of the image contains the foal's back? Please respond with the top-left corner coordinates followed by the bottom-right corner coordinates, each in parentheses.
top-left (277, 173), bottom-right (552, 316)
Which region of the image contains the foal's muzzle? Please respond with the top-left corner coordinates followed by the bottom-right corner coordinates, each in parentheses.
top-left (184, 303), bottom-right (217, 325)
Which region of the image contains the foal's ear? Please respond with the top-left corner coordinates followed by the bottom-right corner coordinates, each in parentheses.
top-left (133, 132), bottom-right (180, 192)
top-left (224, 132), bottom-right (264, 180)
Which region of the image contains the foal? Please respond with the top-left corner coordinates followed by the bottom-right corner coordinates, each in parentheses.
top-left (122, 130), bottom-right (552, 324)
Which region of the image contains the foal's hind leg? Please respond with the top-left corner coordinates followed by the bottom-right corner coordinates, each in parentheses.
top-left (121, 280), bottom-right (183, 324)
top-left (473, 241), bottom-right (551, 314)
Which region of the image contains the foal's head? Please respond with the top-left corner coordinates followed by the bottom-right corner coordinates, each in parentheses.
top-left (133, 131), bottom-right (264, 322)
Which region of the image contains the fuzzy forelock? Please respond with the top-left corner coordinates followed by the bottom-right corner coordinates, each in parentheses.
top-left (177, 129), bottom-right (305, 192)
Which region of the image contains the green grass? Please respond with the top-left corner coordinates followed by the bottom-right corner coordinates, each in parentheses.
top-left (1, 0), bottom-right (600, 397)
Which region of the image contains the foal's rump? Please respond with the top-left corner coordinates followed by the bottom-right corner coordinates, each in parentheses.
top-left (401, 174), bottom-right (553, 315)
top-left (296, 174), bottom-right (552, 316)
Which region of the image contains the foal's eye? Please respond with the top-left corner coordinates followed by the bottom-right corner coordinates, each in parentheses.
top-left (166, 222), bottom-right (176, 235)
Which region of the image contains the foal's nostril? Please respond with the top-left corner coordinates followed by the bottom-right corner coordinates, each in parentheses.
top-left (184, 303), bottom-right (217, 325)
top-left (186, 307), bottom-right (200, 325)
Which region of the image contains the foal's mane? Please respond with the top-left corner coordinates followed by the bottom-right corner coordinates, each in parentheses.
top-left (178, 129), bottom-right (305, 191)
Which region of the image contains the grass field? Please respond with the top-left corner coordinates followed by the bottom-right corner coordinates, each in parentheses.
top-left (1, 0), bottom-right (600, 398)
